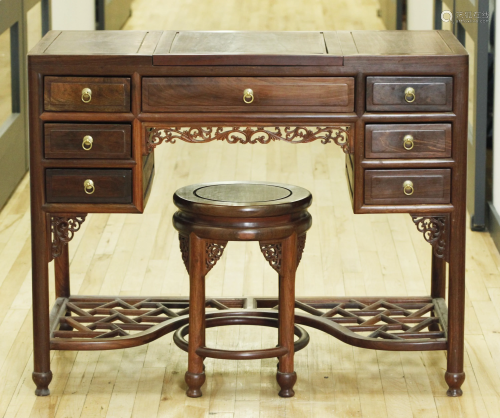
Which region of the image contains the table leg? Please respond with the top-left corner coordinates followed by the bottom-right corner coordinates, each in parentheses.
top-left (31, 213), bottom-right (52, 396)
top-left (445, 211), bottom-right (466, 396)
top-left (430, 252), bottom-right (447, 332)
top-left (55, 244), bottom-right (70, 298)
top-left (185, 233), bottom-right (206, 397)
top-left (431, 252), bottom-right (446, 299)
top-left (276, 233), bottom-right (297, 398)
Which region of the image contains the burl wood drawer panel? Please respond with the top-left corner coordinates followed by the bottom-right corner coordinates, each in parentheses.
top-left (365, 124), bottom-right (452, 159)
top-left (142, 77), bottom-right (355, 112)
top-left (364, 169), bottom-right (451, 205)
top-left (44, 124), bottom-right (132, 159)
top-left (44, 77), bottom-right (131, 112)
top-left (46, 169), bottom-right (132, 203)
top-left (366, 77), bottom-right (453, 112)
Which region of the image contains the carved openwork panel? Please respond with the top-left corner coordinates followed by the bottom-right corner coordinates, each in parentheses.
top-left (50, 296), bottom-right (446, 353)
top-left (411, 215), bottom-right (449, 261)
top-left (51, 215), bottom-right (87, 259)
top-left (146, 125), bottom-right (353, 154)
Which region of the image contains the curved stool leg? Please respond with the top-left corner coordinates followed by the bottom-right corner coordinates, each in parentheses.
top-left (186, 233), bottom-right (206, 398)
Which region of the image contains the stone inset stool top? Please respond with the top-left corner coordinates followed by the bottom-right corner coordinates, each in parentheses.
top-left (173, 181), bottom-right (312, 242)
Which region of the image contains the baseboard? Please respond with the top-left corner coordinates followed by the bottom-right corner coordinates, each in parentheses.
top-left (487, 201), bottom-right (500, 253)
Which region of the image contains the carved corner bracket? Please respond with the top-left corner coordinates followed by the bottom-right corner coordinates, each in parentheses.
top-left (297, 234), bottom-right (307, 267)
top-left (206, 241), bottom-right (227, 273)
top-left (411, 214), bottom-right (450, 262)
top-left (51, 215), bottom-right (87, 259)
top-left (260, 235), bottom-right (307, 274)
top-left (179, 234), bottom-right (190, 272)
top-left (260, 242), bottom-right (283, 274)
top-left (146, 125), bottom-right (353, 154)
top-left (178, 234), bottom-right (227, 275)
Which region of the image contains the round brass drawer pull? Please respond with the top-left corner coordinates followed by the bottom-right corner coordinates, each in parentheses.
top-left (81, 88), bottom-right (92, 103)
top-left (84, 179), bottom-right (95, 195)
top-left (243, 88), bottom-right (254, 104)
top-left (403, 180), bottom-right (414, 196)
top-left (82, 135), bottom-right (93, 150)
top-left (404, 87), bottom-right (416, 103)
top-left (403, 134), bottom-right (414, 150)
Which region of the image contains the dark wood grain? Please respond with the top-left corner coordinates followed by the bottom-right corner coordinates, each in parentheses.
top-left (364, 169), bottom-right (451, 205)
top-left (44, 77), bottom-right (131, 112)
top-left (46, 169), bottom-right (132, 203)
top-left (142, 77), bottom-right (355, 113)
top-left (44, 123), bottom-right (132, 159)
top-left (366, 76), bottom-right (453, 112)
top-left (365, 124), bottom-right (452, 158)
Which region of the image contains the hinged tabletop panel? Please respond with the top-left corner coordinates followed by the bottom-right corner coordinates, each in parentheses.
top-left (152, 31), bottom-right (344, 66)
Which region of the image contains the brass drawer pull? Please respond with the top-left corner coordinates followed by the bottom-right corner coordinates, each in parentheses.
top-left (403, 180), bottom-right (414, 196)
top-left (403, 135), bottom-right (414, 150)
top-left (81, 88), bottom-right (92, 103)
top-left (404, 87), bottom-right (416, 103)
top-left (82, 135), bottom-right (93, 150)
top-left (243, 88), bottom-right (254, 104)
top-left (84, 179), bottom-right (95, 194)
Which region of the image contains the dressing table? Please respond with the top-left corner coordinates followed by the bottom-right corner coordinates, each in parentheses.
top-left (28, 30), bottom-right (468, 397)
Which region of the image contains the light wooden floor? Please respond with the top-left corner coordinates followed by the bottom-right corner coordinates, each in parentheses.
top-left (2, 1), bottom-right (500, 417)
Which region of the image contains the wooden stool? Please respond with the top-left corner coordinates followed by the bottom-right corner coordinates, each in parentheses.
top-left (173, 181), bottom-right (312, 398)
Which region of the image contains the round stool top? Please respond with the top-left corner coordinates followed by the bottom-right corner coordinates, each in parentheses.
top-left (173, 181), bottom-right (312, 218)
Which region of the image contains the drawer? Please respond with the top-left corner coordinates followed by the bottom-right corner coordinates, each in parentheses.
top-left (365, 124), bottom-right (452, 159)
top-left (44, 124), bottom-right (132, 159)
top-left (364, 169), bottom-right (451, 205)
top-left (366, 77), bottom-right (453, 112)
top-left (142, 77), bottom-right (355, 112)
top-left (44, 77), bottom-right (131, 112)
top-left (46, 169), bottom-right (132, 203)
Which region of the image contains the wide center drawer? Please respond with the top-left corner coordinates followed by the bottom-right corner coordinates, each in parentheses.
top-left (364, 169), bottom-right (451, 205)
top-left (44, 124), bottom-right (132, 159)
top-left (46, 169), bottom-right (132, 203)
top-left (142, 77), bottom-right (355, 112)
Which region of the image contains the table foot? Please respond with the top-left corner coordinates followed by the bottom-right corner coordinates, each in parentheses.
top-left (185, 371), bottom-right (205, 397)
top-left (33, 371), bottom-right (52, 396)
top-left (445, 371), bottom-right (465, 397)
top-left (276, 371), bottom-right (296, 397)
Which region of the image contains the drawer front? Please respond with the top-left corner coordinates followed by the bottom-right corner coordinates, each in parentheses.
top-left (46, 169), bottom-right (132, 203)
top-left (366, 77), bottom-right (453, 112)
top-left (364, 169), bottom-right (451, 205)
top-left (142, 77), bottom-right (355, 112)
top-left (365, 124), bottom-right (452, 159)
top-left (44, 124), bottom-right (132, 159)
top-left (44, 77), bottom-right (131, 112)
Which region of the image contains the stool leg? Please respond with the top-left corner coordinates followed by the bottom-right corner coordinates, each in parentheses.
top-left (276, 233), bottom-right (298, 398)
top-left (185, 233), bottom-right (206, 398)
